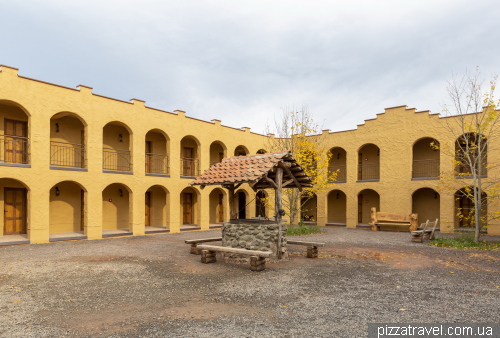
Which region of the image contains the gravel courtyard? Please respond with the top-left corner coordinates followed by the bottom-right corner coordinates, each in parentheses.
top-left (1, 228), bottom-right (499, 338)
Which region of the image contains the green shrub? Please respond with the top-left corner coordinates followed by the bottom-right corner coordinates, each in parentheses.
top-left (287, 219), bottom-right (324, 236)
top-left (431, 233), bottom-right (499, 251)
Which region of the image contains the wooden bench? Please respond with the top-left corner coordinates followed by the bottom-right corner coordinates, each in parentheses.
top-left (196, 244), bottom-right (272, 271)
top-left (369, 207), bottom-right (418, 232)
top-left (185, 237), bottom-right (222, 254)
top-left (287, 240), bottom-right (325, 258)
top-left (411, 218), bottom-right (439, 243)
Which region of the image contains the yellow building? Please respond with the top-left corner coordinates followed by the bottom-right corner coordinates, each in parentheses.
top-left (0, 64), bottom-right (498, 245)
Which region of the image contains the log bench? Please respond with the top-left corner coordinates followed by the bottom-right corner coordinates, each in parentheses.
top-left (196, 244), bottom-right (273, 271)
top-left (185, 237), bottom-right (222, 254)
top-left (287, 240), bottom-right (325, 258)
top-left (368, 207), bottom-right (418, 232)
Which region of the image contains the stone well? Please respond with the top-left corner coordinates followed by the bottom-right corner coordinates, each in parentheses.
top-left (221, 219), bottom-right (287, 259)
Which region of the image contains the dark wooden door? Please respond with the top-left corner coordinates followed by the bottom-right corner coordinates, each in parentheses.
top-left (218, 194), bottom-right (224, 222)
top-left (4, 119), bottom-right (27, 164)
top-left (358, 153), bottom-right (363, 180)
top-left (145, 191), bottom-right (151, 226)
top-left (4, 188), bottom-right (27, 235)
top-left (357, 194), bottom-right (363, 223)
top-left (183, 147), bottom-right (194, 176)
top-left (238, 192), bottom-right (246, 219)
top-left (81, 189), bottom-right (85, 230)
top-left (145, 141), bottom-right (152, 173)
top-left (183, 193), bottom-right (193, 224)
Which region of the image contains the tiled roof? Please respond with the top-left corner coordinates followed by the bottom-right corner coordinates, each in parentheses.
top-left (190, 151), bottom-right (313, 190)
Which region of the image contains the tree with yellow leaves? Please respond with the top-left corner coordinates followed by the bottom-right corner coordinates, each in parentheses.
top-left (263, 106), bottom-right (337, 227)
top-left (437, 69), bottom-right (500, 242)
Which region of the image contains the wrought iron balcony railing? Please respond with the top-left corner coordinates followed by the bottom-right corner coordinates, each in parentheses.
top-left (412, 159), bottom-right (439, 179)
top-left (50, 141), bottom-right (86, 168)
top-left (357, 163), bottom-right (380, 181)
top-left (181, 158), bottom-right (199, 177)
top-left (146, 153), bottom-right (169, 175)
top-left (103, 147), bottom-right (132, 172)
top-left (328, 166), bottom-right (346, 182)
top-left (0, 135), bottom-right (29, 164)
top-left (455, 164), bottom-right (487, 176)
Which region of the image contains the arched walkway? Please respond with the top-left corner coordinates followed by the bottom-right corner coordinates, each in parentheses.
top-left (455, 133), bottom-right (487, 176)
top-left (145, 129), bottom-right (170, 175)
top-left (256, 149), bottom-right (267, 154)
top-left (255, 190), bottom-right (268, 218)
top-left (412, 188), bottom-right (440, 225)
top-left (234, 145), bottom-right (248, 156)
top-left (358, 144), bottom-right (380, 181)
top-left (49, 181), bottom-right (87, 240)
top-left (0, 100), bottom-right (30, 165)
top-left (235, 189), bottom-right (249, 219)
top-left (180, 186), bottom-right (200, 228)
top-left (145, 185), bottom-right (170, 231)
top-left (180, 136), bottom-right (200, 177)
top-left (102, 183), bottom-right (132, 236)
top-left (50, 112), bottom-right (87, 168)
top-left (357, 189), bottom-right (379, 224)
top-left (301, 193), bottom-right (317, 223)
top-left (209, 188), bottom-right (226, 224)
top-left (328, 147), bottom-right (347, 182)
top-left (412, 138), bottom-right (439, 179)
top-left (327, 190), bottom-right (346, 224)
top-left (454, 187), bottom-right (487, 228)
top-left (103, 121), bottom-right (133, 172)
top-left (0, 178), bottom-right (29, 238)
top-left (210, 141), bottom-right (226, 166)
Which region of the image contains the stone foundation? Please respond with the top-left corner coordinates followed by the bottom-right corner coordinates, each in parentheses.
top-left (221, 221), bottom-right (287, 259)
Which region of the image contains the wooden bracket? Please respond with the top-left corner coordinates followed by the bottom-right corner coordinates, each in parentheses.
top-left (263, 174), bottom-right (278, 189)
top-left (280, 165), bottom-right (302, 191)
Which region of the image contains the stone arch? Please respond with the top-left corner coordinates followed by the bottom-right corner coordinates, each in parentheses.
top-left (357, 144), bottom-right (380, 181)
top-left (49, 180), bottom-right (87, 234)
top-left (180, 186), bottom-right (201, 226)
top-left (328, 147), bottom-right (347, 182)
top-left (50, 112), bottom-right (87, 168)
top-left (102, 182), bottom-right (132, 232)
top-left (234, 145), bottom-right (249, 156)
top-left (301, 192), bottom-right (318, 223)
top-left (210, 141), bottom-right (227, 166)
top-left (145, 129), bottom-right (170, 175)
top-left (145, 184), bottom-right (170, 229)
top-left (454, 187), bottom-right (487, 228)
top-left (255, 190), bottom-right (268, 218)
top-left (235, 189), bottom-right (250, 219)
top-left (357, 189), bottom-right (380, 224)
top-left (327, 189), bottom-right (347, 224)
top-left (455, 133), bottom-right (487, 176)
top-left (412, 137), bottom-right (440, 179)
top-left (0, 177), bottom-right (30, 236)
top-left (412, 187), bottom-right (440, 225)
top-left (103, 121), bottom-right (133, 172)
top-left (256, 149), bottom-right (267, 154)
top-left (0, 100), bottom-right (31, 164)
top-left (180, 135), bottom-right (201, 177)
top-left (209, 187), bottom-right (227, 224)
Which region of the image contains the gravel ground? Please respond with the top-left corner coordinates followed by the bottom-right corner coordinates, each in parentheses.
top-left (0, 228), bottom-right (499, 338)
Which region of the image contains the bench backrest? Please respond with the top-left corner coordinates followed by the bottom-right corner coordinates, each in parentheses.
top-left (376, 212), bottom-right (412, 223)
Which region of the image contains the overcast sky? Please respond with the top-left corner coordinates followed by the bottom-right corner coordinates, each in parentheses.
top-left (1, 0), bottom-right (499, 134)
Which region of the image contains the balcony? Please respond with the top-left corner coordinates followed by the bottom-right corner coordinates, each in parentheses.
top-left (357, 164), bottom-right (379, 181)
top-left (181, 158), bottom-right (199, 177)
top-left (412, 159), bottom-right (439, 179)
top-left (146, 153), bottom-right (169, 175)
top-left (455, 164), bottom-right (487, 177)
top-left (103, 148), bottom-right (132, 172)
top-left (328, 166), bottom-right (346, 182)
top-left (50, 141), bottom-right (86, 168)
top-left (0, 135), bottom-right (30, 166)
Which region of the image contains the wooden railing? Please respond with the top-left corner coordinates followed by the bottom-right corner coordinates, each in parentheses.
top-left (181, 158), bottom-right (199, 177)
top-left (357, 163), bottom-right (380, 180)
top-left (328, 166), bottom-right (346, 182)
top-left (146, 153), bottom-right (169, 175)
top-left (103, 148), bottom-right (132, 172)
top-left (0, 135), bottom-right (29, 164)
top-left (412, 159), bottom-right (439, 179)
top-left (50, 141), bottom-right (86, 168)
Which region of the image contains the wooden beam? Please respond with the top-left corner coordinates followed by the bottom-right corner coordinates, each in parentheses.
top-left (282, 179), bottom-right (295, 188)
top-left (223, 183), bottom-right (236, 219)
top-left (196, 245), bottom-right (273, 257)
top-left (281, 164), bottom-right (303, 192)
top-left (185, 237), bottom-right (222, 244)
top-left (275, 167), bottom-right (283, 259)
top-left (287, 240), bottom-right (325, 247)
top-left (234, 183), bottom-right (243, 190)
top-left (263, 174), bottom-right (278, 189)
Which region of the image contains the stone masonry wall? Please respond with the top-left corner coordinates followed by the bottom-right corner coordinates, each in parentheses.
top-left (222, 222), bottom-right (287, 258)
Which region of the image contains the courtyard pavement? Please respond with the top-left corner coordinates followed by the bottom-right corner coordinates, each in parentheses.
top-left (0, 228), bottom-right (499, 337)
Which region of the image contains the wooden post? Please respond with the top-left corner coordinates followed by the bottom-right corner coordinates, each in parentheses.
top-left (275, 167), bottom-right (283, 259)
top-left (227, 184), bottom-right (235, 220)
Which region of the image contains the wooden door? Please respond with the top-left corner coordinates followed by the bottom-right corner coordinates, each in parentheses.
top-left (145, 191), bottom-right (151, 226)
top-left (4, 119), bottom-right (27, 164)
top-left (357, 194), bottom-right (363, 223)
top-left (183, 193), bottom-right (193, 224)
top-left (183, 147), bottom-right (193, 176)
top-left (4, 188), bottom-right (27, 235)
top-left (145, 141), bottom-right (152, 173)
top-left (358, 153), bottom-right (362, 180)
top-left (81, 190), bottom-right (85, 230)
top-left (218, 194), bottom-right (224, 222)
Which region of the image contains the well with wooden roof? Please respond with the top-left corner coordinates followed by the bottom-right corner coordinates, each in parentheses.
top-left (191, 151), bottom-right (312, 259)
